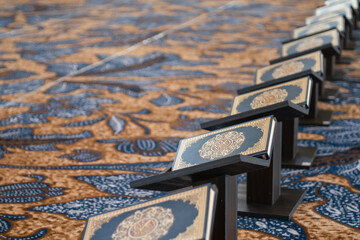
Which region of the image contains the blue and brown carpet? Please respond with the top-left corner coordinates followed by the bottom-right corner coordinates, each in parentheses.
top-left (0, 0), bottom-right (359, 239)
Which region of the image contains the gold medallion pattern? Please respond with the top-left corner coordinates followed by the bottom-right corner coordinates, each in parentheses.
top-left (272, 61), bottom-right (305, 79)
top-left (250, 88), bottom-right (288, 109)
top-left (111, 207), bottom-right (174, 240)
top-left (304, 23), bottom-right (330, 35)
top-left (199, 131), bottom-right (245, 160)
top-left (295, 37), bottom-right (324, 52)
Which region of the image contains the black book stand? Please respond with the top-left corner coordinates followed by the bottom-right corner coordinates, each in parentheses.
top-left (131, 155), bottom-right (267, 240)
top-left (131, 124), bottom-right (305, 239)
top-left (270, 28), bottom-right (342, 100)
top-left (201, 101), bottom-right (317, 169)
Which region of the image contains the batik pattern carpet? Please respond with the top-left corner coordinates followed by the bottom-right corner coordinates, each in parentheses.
top-left (0, 0), bottom-right (359, 239)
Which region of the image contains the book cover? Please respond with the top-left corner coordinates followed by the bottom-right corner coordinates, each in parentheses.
top-left (306, 7), bottom-right (352, 24)
top-left (82, 184), bottom-right (217, 240)
top-left (231, 77), bottom-right (312, 115)
top-left (324, 0), bottom-right (358, 8)
top-left (315, 1), bottom-right (356, 16)
top-left (293, 15), bottom-right (345, 38)
top-left (172, 116), bottom-right (276, 171)
top-left (255, 51), bottom-right (323, 84)
top-left (282, 29), bottom-right (340, 56)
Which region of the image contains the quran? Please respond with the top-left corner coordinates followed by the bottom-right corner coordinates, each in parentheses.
top-left (315, 1), bottom-right (356, 16)
top-left (82, 184), bottom-right (217, 240)
top-left (324, 0), bottom-right (358, 5)
top-left (306, 7), bottom-right (353, 24)
top-left (293, 15), bottom-right (345, 39)
top-left (282, 29), bottom-right (340, 56)
top-left (172, 116), bottom-right (276, 171)
top-left (322, 0), bottom-right (358, 11)
top-left (231, 77), bottom-right (312, 115)
top-left (255, 51), bottom-right (323, 84)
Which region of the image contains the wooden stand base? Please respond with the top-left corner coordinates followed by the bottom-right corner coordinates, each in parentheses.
top-left (237, 184), bottom-right (305, 220)
top-left (300, 109), bottom-right (333, 126)
top-left (282, 146), bottom-right (317, 169)
top-left (319, 87), bottom-right (339, 101)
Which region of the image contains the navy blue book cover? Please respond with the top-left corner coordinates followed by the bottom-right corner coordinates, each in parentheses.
top-left (306, 8), bottom-right (352, 24)
top-left (172, 116), bottom-right (275, 171)
top-left (282, 28), bottom-right (340, 56)
top-left (255, 51), bottom-right (323, 84)
top-left (82, 184), bottom-right (217, 240)
top-left (231, 77), bottom-right (312, 114)
top-left (293, 15), bottom-right (344, 38)
top-left (315, 1), bottom-right (356, 16)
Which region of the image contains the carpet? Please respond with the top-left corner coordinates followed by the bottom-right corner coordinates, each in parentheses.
top-left (0, 0), bottom-right (359, 239)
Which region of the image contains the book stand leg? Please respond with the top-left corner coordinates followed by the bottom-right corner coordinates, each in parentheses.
top-left (237, 122), bottom-right (305, 219)
top-left (194, 175), bottom-right (237, 240)
top-left (319, 55), bottom-right (340, 100)
top-left (281, 118), bottom-right (317, 169)
top-left (327, 54), bottom-right (350, 82)
top-left (300, 82), bottom-right (333, 126)
top-left (344, 23), bottom-right (356, 50)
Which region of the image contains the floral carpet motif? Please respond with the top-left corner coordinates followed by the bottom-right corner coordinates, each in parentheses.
top-left (0, 0), bottom-right (359, 239)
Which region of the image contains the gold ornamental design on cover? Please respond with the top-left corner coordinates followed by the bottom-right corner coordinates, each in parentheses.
top-left (199, 131), bottom-right (245, 160)
top-left (250, 89), bottom-right (288, 109)
top-left (272, 61), bottom-right (305, 79)
top-left (303, 23), bottom-right (331, 35)
top-left (111, 206), bottom-right (174, 240)
top-left (295, 37), bottom-right (324, 53)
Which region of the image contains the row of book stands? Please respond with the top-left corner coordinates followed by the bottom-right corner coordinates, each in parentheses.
top-left (82, 0), bottom-right (359, 239)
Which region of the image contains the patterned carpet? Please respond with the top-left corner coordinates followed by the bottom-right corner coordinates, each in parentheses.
top-left (0, 0), bottom-right (359, 239)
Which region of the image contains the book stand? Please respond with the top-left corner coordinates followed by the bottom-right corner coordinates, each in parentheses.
top-left (248, 71), bottom-right (332, 126)
top-left (131, 154), bottom-right (269, 240)
top-left (270, 29), bottom-right (341, 100)
top-left (131, 140), bottom-right (305, 240)
top-left (201, 101), bottom-right (317, 169)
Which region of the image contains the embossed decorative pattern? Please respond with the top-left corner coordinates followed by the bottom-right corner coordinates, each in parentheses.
top-left (199, 131), bottom-right (245, 160)
top-left (112, 207), bottom-right (174, 240)
top-left (295, 37), bottom-right (325, 53)
top-left (272, 61), bottom-right (305, 79)
top-left (250, 89), bottom-right (288, 109)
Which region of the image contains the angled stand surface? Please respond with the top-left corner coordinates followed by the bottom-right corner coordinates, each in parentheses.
top-left (201, 101), bottom-right (317, 169)
top-left (131, 155), bottom-right (270, 240)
